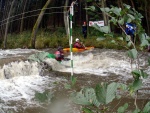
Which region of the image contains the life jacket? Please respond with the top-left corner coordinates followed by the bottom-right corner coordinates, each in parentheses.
top-left (73, 42), bottom-right (83, 49)
top-left (55, 50), bottom-right (64, 61)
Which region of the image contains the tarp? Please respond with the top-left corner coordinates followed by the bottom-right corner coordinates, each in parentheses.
top-left (28, 52), bottom-right (55, 62)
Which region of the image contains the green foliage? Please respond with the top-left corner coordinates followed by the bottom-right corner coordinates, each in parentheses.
top-left (117, 103), bottom-right (128, 113)
top-left (132, 109), bottom-right (141, 113)
top-left (35, 91), bottom-right (53, 103)
top-left (132, 101), bottom-right (150, 113)
top-left (98, 3), bottom-right (149, 50)
top-left (131, 79), bottom-right (142, 92)
top-left (46, 3), bottom-right (150, 113)
top-left (95, 82), bottom-right (119, 104)
top-left (142, 101), bottom-right (150, 113)
top-left (71, 76), bottom-right (77, 86)
top-left (64, 76), bottom-right (77, 89)
top-left (3, 28), bottom-right (128, 50)
top-left (127, 49), bottom-right (138, 59)
top-left (6, 31), bottom-right (31, 48)
top-left (85, 6), bottom-right (95, 11)
top-left (82, 108), bottom-right (94, 113)
top-left (148, 57), bottom-right (150, 65)
top-left (132, 69), bottom-right (148, 79)
top-left (64, 83), bottom-right (72, 89)
top-left (91, 24), bottom-right (110, 33)
top-left (71, 87), bottom-right (100, 107)
top-left (139, 33), bottom-right (149, 47)
top-left (6, 111), bottom-right (14, 113)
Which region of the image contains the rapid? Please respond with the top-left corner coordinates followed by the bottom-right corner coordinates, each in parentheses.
top-left (0, 48), bottom-right (150, 113)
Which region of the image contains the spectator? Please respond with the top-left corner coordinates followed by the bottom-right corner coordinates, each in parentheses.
top-left (82, 21), bottom-right (87, 39)
top-left (125, 23), bottom-right (136, 43)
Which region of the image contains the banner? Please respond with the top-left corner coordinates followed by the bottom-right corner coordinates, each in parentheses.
top-left (89, 21), bottom-right (104, 27)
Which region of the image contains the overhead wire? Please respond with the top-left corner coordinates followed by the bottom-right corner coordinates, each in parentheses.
top-left (0, 11), bottom-right (68, 27)
top-left (0, 6), bottom-right (70, 24)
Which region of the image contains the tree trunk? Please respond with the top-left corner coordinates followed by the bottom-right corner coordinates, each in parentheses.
top-left (144, 0), bottom-right (150, 35)
top-left (85, 1), bottom-right (89, 35)
top-left (79, 0), bottom-right (82, 25)
top-left (148, 7), bottom-right (150, 35)
top-left (31, 0), bottom-right (52, 48)
top-left (20, 0), bottom-right (27, 32)
top-left (101, 0), bottom-right (108, 25)
top-left (0, 0), bottom-right (9, 41)
top-left (117, 0), bottom-right (123, 8)
top-left (129, 0), bottom-right (135, 9)
top-left (4, 0), bottom-right (15, 49)
top-left (63, 0), bottom-right (69, 36)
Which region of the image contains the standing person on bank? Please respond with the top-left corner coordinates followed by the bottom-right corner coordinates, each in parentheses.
top-left (125, 23), bottom-right (136, 43)
top-left (82, 21), bottom-right (87, 39)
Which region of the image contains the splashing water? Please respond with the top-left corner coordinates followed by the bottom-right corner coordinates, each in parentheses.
top-left (0, 60), bottom-right (64, 112)
top-left (0, 48), bottom-right (150, 112)
top-left (50, 51), bottom-right (133, 77)
top-left (0, 61), bottom-right (42, 79)
top-left (0, 49), bottom-right (65, 112)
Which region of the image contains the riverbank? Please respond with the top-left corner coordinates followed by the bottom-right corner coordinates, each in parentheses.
top-left (0, 28), bottom-right (128, 50)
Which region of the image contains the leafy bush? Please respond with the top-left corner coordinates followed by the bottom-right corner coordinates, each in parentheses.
top-left (3, 28), bottom-right (128, 50)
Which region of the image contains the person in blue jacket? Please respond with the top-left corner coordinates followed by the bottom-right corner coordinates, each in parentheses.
top-left (125, 23), bottom-right (136, 43)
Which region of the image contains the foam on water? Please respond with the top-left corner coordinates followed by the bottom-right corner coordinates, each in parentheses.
top-left (0, 61), bottom-right (41, 79)
top-left (0, 49), bottom-right (150, 112)
top-left (44, 51), bottom-right (150, 78)
top-left (0, 75), bottom-right (63, 112)
top-left (0, 60), bottom-right (64, 112)
top-left (0, 48), bottom-right (38, 59)
top-left (51, 52), bottom-right (133, 77)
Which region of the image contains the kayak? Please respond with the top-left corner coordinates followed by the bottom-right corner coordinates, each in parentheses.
top-left (47, 53), bottom-right (56, 59)
top-left (63, 46), bottom-right (94, 52)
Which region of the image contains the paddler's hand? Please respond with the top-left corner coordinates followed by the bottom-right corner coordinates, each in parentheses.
top-left (81, 42), bottom-right (85, 49)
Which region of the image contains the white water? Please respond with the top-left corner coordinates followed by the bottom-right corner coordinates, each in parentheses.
top-left (0, 49), bottom-right (150, 112)
top-left (46, 50), bottom-right (149, 77)
top-left (0, 49), bottom-right (38, 59)
top-left (0, 49), bottom-right (65, 112)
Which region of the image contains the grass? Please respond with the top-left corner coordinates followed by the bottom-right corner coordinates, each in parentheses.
top-left (0, 27), bottom-right (129, 50)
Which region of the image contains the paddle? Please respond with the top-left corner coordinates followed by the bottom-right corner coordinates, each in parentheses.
top-left (63, 57), bottom-right (70, 61)
top-left (81, 42), bottom-right (86, 49)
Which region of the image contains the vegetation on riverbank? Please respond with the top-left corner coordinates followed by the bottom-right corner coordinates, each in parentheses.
top-left (0, 27), bottom-right (129, 50)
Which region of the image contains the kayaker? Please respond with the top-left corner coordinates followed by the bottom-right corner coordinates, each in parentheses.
top-left (55, 46), bottom-right (64, 62)
top-left (73, 38), bottom-right (85, 49)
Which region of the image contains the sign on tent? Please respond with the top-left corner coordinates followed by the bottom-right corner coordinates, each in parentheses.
top-left (89, 21), bottom-right (104, 27)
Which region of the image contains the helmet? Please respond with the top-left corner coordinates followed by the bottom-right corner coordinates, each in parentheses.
top-left (76, 38), bottom-right (79, 42)
top-left (57, 46), bottom-right (63, 51)
top-left (126, 24), bottom-right (128, 28)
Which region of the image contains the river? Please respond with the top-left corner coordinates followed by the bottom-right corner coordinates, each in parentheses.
top-left (0, 48), bottom-right (150, 113)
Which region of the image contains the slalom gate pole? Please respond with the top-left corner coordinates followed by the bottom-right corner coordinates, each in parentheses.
top-left (70, 3), bottom-right (74, 76)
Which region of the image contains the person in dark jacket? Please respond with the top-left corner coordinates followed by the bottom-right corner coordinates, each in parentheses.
top-left (82, 21), bottom-right (87, 39)
top-left (55, 46), bottom-right (64, 61)
top-left (73, 38), bottom-right (85, 49)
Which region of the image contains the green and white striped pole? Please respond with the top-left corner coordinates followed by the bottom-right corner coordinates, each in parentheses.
top-left (70, 3), bottom-right (74, 76)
